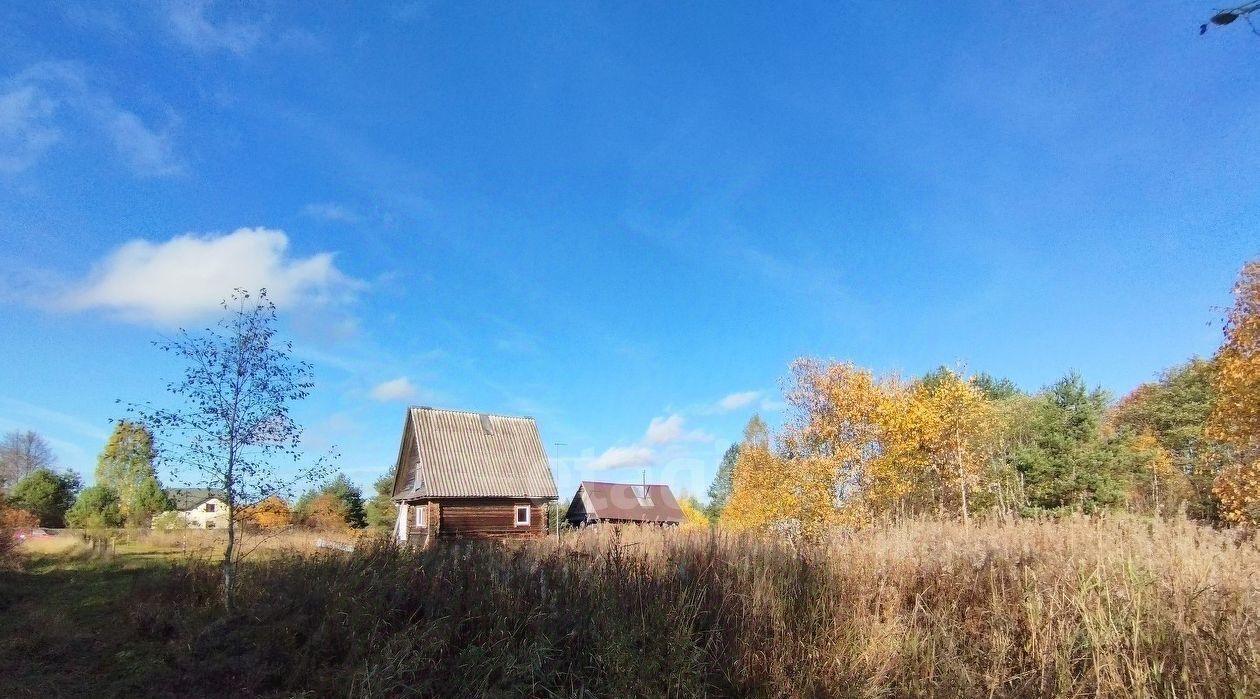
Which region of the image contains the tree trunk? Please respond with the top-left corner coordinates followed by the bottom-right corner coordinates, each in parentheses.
top-left (223, 498), bottom-right (235, 614)
top-left (222, 458), bottom-right (236, 615)
top-left (956, 443), bottom-right (970, 526)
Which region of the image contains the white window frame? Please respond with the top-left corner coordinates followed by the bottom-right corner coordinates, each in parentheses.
top-left (514, 504), bottom-right (530, 526)
top-left (414, 504), bottom-right (427, 528)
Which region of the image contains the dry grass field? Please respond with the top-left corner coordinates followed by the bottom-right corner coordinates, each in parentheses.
top-left (1, 517), bottom-right (1258, 697)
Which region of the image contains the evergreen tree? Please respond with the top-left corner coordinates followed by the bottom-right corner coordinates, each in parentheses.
top-left (922, 366), bottom-right (1020, 401)
top-left (297, 473), bottom-right (368, 528)
top-left (973, 373), bottom-right (1021, 401)
top-left (66, 485), bottom-right (124, 529)
top-left (1014, 373), bottom-right (1131, 513)
top-left (705, 443), bottom-right (740, 521)
top-left (324, 473), bottom-right (367, 528)
top-left (9, 468), bottom-right (80, 527)
top-left (364, 474), bottom-right (396, 528)
top-left (95, 421), bottom-right (169, 526)
top-left (131, 476), bottom-right (174, 525)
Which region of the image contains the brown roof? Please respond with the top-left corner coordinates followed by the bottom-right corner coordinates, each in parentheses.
top-left (392, 407), bottom-right (558, 500)
top-left (566, 481), bottom-right (684, 524)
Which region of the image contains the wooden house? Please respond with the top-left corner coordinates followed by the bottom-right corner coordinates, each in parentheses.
top-left (390, 407), bottom-right (558, 545)
top-left (564, 481), bottom-right (684, 526)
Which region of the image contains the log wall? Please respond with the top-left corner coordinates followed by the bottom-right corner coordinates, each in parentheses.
top-left (404, 498), bottom-right (549, 540)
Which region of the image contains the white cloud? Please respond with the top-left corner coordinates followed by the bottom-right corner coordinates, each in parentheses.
top-left (644, 414), bottom-right (711, 445)
top-left (716, 391), bottom-right (761, 412)
top-left (61, 227), bottom-right (361, 325)
top-left (301, 202), bottom-right (361, 224)
top-left (0, 61), bottom-right (181, 177)
top-left (161, 0), bottom-right (264, 56)
top-left (589, 445), bottom-right (655, 471)
top-left (370, 377), bottom-right (418, 402)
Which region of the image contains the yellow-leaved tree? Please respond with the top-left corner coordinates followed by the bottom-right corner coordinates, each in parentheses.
top-left (917, 371), bottom-right (995, 525)
top-left (722, 415), bottom-right (788, 532)
top-left (783, 359), bottom-right (886, 509)
top-left (1126, 430), bottom-right (1191, 516)
top-left (240, 495), bottom-right (293, 529)
top-left (677, 495), bottom-right (710, 531)
top-left (1208, 259), bottom-right (1260, 524)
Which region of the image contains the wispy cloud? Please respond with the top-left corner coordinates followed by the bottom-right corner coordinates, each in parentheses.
top-left (160, 0), bottom-right (265, 56)
top-left (0, 397), bottom-right (110, 443)
top-left (59, 227), bottom-right (362, 325)
top-left (0, 61), bottom-right (181, 177)
top-left (494, 329), bottom-right (540, 354)
top-left (370, 377), bottom-right (418, 402)
top-left (302, 202), bottom-right (361, 224)
top-left (644, 414), bottom-right (711, 445)
top-left (759, 397), bottom-right (788, 413)
top-left (0, 84), bottom-right (61, 174)
top-left (589, 445), bottom-right (654, 470)
top-left (715, 390), bottom-right (761, 412)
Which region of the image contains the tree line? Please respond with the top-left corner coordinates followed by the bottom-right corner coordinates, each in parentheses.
top-left (706, 258), bottom-right (1260, 539)
top-left (0, 420), bottom-right (400, 534)
top-left (0, 422), bottom-right (171, 529)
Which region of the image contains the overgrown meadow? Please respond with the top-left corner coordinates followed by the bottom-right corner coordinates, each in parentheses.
top-left (5, 517), bottom-right (1256, 698)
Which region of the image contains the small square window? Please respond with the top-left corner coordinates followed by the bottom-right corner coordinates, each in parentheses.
top-left (204, 503), bottom-right (216, 513)
top-left (514, 505), bottom-right (530, 526)
top-left (414, 505), bottom-right (427, 528)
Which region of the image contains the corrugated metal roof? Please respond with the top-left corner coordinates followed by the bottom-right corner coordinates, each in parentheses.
top-left (395, 407), bottom-right (558, 499)
top-left (566, 481), bottom-right (684, 523)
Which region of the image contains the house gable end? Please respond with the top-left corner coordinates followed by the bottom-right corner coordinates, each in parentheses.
top-left (391, 408), bottom-right (427, 499)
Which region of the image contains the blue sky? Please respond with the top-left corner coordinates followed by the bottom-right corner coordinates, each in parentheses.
top-left (0, 2), bottom-right (1256, 502)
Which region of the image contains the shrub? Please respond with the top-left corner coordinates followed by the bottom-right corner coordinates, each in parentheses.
top-left (151, 511), bottom-right (188, 530)
top-left (66, 485), bottom-right (124, 529)
top-left (0, 500), bottom-right (39, 567)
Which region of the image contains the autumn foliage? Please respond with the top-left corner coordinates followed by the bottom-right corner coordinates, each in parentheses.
top-left (724, 361), bottom-right (997, 538)
top-left (676, 495), bottom-right (709, 530)
top-left (302, 493), bottom-right (351, 531)
top-left (238, 495), bottom-right (293, 529)
top-left (1208, 260), bottom-right (1260, 524)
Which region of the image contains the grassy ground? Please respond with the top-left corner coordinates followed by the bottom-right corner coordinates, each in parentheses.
top-left (0, 531), bottom-right (328, 698)
top-left (0, 537), bottom-right (191, 697)
top-left (2, 519), bottom-right (1259, 697)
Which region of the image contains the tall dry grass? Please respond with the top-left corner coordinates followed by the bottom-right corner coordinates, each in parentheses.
top-left (126, 516), bottom-right (1257, 697)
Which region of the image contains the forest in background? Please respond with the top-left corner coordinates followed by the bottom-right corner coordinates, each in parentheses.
top-left (706, 258), bottom-right (1260, 539)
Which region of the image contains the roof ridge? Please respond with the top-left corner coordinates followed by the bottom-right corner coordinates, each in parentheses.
top-left (409, 405), bottom-right (535, 420)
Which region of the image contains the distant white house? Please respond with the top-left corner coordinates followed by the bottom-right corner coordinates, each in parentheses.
top-left (160, 488), bottom-right (230, 529)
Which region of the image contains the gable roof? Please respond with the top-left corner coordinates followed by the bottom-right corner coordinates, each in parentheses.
top-left (392, 407), bottom-right (558, 500)
top-left (566, 481), bottom-right (684, 524)
top-left (166, 488), bottom-right (227, 511)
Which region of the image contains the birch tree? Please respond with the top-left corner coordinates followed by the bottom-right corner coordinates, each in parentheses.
top-left (126, 289), bottom-right (332, 612)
